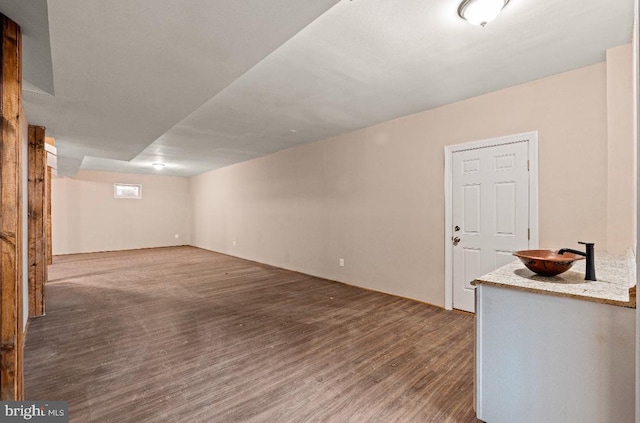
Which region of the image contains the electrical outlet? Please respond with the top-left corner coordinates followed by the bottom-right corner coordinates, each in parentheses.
top-left (174, 234), bottom-right (179, 239)
top-left (233, 240), bottom-right (237, 247)
top-left (339, 258), bottom-right (344, 267)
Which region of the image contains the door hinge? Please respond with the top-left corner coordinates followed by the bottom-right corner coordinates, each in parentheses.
top-left (528, 228), bottom-right (530, 240)
top-left (527, 160), bottom-right (530, 171)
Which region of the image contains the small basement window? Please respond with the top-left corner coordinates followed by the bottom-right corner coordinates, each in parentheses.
top-left (114, 183), bottom-right (142, 199)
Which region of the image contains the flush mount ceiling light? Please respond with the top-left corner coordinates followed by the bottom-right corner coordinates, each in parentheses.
top-left (152, 163), bottom-right (165, 170)
top-left (458, 0), bottom-right (510, 27)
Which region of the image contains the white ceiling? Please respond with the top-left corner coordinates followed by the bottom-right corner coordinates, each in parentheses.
top-left (2, 0), bottom-right (635, 177)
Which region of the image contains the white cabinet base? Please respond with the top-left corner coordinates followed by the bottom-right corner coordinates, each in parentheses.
top-left (475, 284), bottom-right (635, 423)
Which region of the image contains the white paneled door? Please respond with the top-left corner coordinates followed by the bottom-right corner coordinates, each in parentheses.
top-left (452, 141), bottom-right (530, 312)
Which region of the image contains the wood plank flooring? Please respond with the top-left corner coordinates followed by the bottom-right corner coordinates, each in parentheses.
top-left (25, 246), bottom-right (479, 422)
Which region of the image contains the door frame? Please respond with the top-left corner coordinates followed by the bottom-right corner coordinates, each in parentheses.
top-left (444, 131), bottom-right (539, 311)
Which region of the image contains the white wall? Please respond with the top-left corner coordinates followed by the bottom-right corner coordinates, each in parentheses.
top-left (52, 170), bottom-right (190, 254)
top-left (20, 105), bottom-right (28, 329)
top-left (633, 0), bottom-right (639, 419)
top-left (190, 47), bottom-right (634, 307)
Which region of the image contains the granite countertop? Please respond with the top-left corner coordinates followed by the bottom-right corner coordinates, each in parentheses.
top-left (472, 250), bottom-right (636, 308)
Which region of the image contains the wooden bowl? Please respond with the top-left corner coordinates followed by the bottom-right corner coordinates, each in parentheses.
top-left (512, 250), bottom-right (585, 277)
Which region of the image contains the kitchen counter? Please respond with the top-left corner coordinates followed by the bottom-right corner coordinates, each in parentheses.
top-left (472, 250), bottom-right (636, 308)
top-left (473, 249), bottom-right (636, 423)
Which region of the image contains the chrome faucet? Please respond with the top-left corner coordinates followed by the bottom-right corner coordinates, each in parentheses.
top-left (558, 242), bottom-right (596, 281)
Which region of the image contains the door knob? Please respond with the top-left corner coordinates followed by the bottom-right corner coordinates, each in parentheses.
top-left (452, 237), bottom-right (460, 245)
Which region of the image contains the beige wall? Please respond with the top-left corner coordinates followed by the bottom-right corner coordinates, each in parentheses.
top-left (47, 46), bottom-right (627, 306)
top-left (190, 51), bottom-right (632, 306)
top-left (607, 44), bottom-right (636, 254)
top-left (52, 170), bottom-right (190, 254)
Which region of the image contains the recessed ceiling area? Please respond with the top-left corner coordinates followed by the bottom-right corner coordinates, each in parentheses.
top-left (0, 0), bottom-right (54, 95)
top-left (2, 0), bottom-right (635, 177)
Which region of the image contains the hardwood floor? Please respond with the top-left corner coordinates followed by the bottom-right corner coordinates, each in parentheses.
top-left (25, 246), bottom-right (479, 422)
